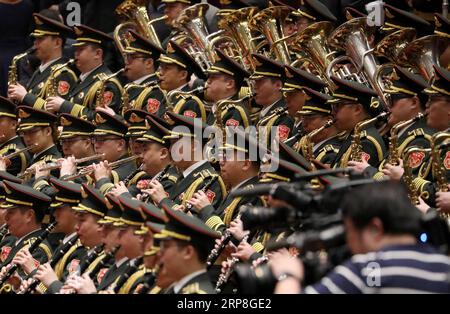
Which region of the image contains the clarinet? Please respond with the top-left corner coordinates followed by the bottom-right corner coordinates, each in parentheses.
top-left (123, 164), bottom-right (144, 186)
top-left (214, 235), bottom-right (248, 293)
top-left (0, 224), bottom-right (8, 240)
top-left (136, 265), bottom-right (159, 294)
top-left (0, 222), bottom-right (57, 286)
top-left (18, 235), bottom-right (80, 294)
top-left (184, 175), bottom-right (218, 214)
top-left (140, 165), bottom-right (170, 203)
top-left (108, 256), bottom-right (144, 293)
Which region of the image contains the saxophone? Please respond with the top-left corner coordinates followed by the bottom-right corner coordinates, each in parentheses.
top-left (298, 120), bottom-right (334, 163)
top-left (402, 146), bottom-right (430, 205)
top-left (95, 69), bottom-right (124, 108)
top-left (46, 59), bottom-right (75, 98)
top-left (348, 112), bottom-right (390, 164)
top-left (431, 132), bottom-right (450, 194)
top-left (165, 86), bottom-right (205, 112)
top-left (387, 113), bottom-right (426, 166)
top-left (7, 48), bottom-right (36, 86)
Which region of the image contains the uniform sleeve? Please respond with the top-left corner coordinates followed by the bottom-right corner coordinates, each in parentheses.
top-left (360, 137), bottom-right (385, 167)
top-left (277, 115), bottom-right (295, 143)
top-left (141, 88), bottom-right (166, 117)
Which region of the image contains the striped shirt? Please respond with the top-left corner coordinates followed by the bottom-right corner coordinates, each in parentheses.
top-left (304, 244), bottom-right (450, 294)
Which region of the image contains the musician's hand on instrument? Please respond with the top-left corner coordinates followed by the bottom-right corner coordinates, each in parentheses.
top-left (0, 264), bottom-right (11, 278)
top-left (7, 83), bottom-right (27, 102)
top-left (60, 156), bottom-right (77, 177)
top-left (109, 181), bottom-right (129, 197)
top-left (35, 263), bottom-right (58, 287)
top-left (65, 273), bottom-right (97, 294)
top-left (45, 96), bottom-right (64, 113)
top-left (436, 188), bottom-right (450, 215)
top-left (12, 248), bottom-right (37, 275)
top-left (0, 157), bottom-right (10, 171)
top-left (415, 197), bottom-right (431, 214)
top-left (98, 289), bottom-right (115, 294)
top-left (231, 241), bottom-right (255, 262)
top-left (144, 179), bottom-right (167, 204)
top-left (347, 160), bottom-right (370, 173)
top-left (270, 253), bottom-right (303, 294)
top-left (382, 159), bottom-right (404, 181)
top-left (188, 190), bottom-right (211, 211)
top-left (18, 277), bottom-right (33, 294)
top-left (228, 219), bottom-right (248, 242)
top-left (35, 162), bottom-right (51, 179)
top-left (93, 161), bottom-right (111, 181)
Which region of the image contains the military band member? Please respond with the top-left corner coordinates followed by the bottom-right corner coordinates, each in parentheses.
top-left (328, 76), bottom-right (387, 169)
top-left (294, 87), bottom-right (342, 165)
top-left (281, 65), bottom-right (328, 146)
top-left (159, 41), bottom-right (207, 121)
top-left (0, 172), bottom-right (22, 244)
top-left (120, 30), bottom-right (166, 117)
top-left (7, 12), bottom-right (77, 109)
top-left (24, 179), bottom-right (86, 294)
top-left (45, 25), bottom-right (123, 121)
top-left (0, 97), bottom-right (30, 176)
top-left (0, 181), bottom-right (52, 292)
top-left (205, 49), bottom-right (252, 128)
top-left (250, 53), bottom-right (294, 146)
top-left (144, 111), bottom-right (227, 215)
top-left (358, 66), bottom-right (435, 179)
top-left (91, 111), bottom-right (137, 194)
top-left (158, 207), bottom-right (220, 294)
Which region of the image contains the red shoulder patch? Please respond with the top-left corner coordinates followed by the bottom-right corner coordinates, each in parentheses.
top-left (97, 268), bottom-right (109, 284)
top-left (1, 246), bottom-right (11, 262)
top-left (225, 118), bottom-right (239, 127)
top-left (361, 152), bottom-right (371, 163)
top-left (58, 81), bottom-right (70, 96)
top-left (444, 151), bottom-right (450, 170)
top-left (408, 151), bottom-right (426, 169)
top-left (183, 110), bottom-right (197, 118)
top-left (147, 98), bottom-right (160, 114)
top-left (277, 125), bottom-right (290, 141)
top-left (68, 259), bottom-right (80, 274)
top-left (205, 190), bottom-right (216, 203)
top-left (33, 258), bottom-right (40, 268)
top-left (101, 91), bottom-right (114, 107)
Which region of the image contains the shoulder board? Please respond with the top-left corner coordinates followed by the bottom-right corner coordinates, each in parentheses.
top-left (180, 282), bottom-right (207, 294)
top-left (24, 237), bottom-right (38, 246)
top-left (320, 144), bottom-right (339, 153)
top-left (43, 155), bottom-right (57, 162)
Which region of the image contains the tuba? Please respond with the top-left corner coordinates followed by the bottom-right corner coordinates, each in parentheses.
top-left (327, 17), bottom-right (390, 107)
top-left (114, 0), bottom-right (167, 54)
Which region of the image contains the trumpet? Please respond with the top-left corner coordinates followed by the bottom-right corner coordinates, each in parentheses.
top-left (63, 155), bottom-right (139, 181)
top-left (38, 153), bottom-right (106, 172)
top-left (1, 143), bottom-right (37, 160)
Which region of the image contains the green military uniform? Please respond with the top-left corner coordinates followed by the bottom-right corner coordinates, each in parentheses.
top-left (21, 14), bottom-right (77, 110)
top-left (120, 30), bottom-right (166, 117)
top-left (158, 112), bottom-right (227, 215)
top-left (159, 205), bottom-right (221, 294)
top-left (250, 54), bottom-right (294, 145)
top-left (159, 41), bottom-right (208, 121)
top-left (58, 25), bottom-right (122, 121)
top-left (328, 76), bottom-right (388, 168)
top-left (0, 172), bottom-right (21, 245)
top-left (292, 87), bottom-right (341, 165)
top-left (0, 181), bottom-right (53, 292)
top-left (0, 97), bottom-right (30, 175)
top-left (92, 111), bottom-right (137, 194)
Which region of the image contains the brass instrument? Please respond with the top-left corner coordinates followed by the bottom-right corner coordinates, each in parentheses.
top-left (95, 69), bottom-right (124, 108)
top-left (1, 143), bottom-right (37, 160)
top-left (165, 85), bottom-right (205, 112)
top-left (327, 17), bottom-right (390, 106)
top-left (298, 120), bottom-right (334, 164)
top-left (38, 153), bottom-right (106, 172)
top-left (349, 112), bottom-right (390, 164)
top-left (7, 47), bottom-right (36, 87)
top-left (374, 28), bottom-right (417, 64)
top-left (431, 132), bottom-right (450, 195)
top-left (402, 146), bottom-right (430, 205)
top-left (115, 0), bottom-right (167, 51)
top-left (121, 78), bottom-right (161, 114)
top-left (63, 155), bottom-right (139, 181)
top-left (249, 6), bottom-right (293, 65)
top-left (46, 59), bottom-right (75, 98)
top-left (387, 113), bottom-right (426, 166)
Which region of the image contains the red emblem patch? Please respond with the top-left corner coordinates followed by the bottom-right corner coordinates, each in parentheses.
top-left (137, 179), bottom-right (151, 190)
top-left (68, 259), bottom-right (80, 274)
top-left (101, 91), bottom-right (114, 107)
top-left (205, 190), bottom-right (216, 203)
top-left (444, 151), bottom-right (450, 170)
top-left (408, 151), bottom-right (425, 169)
top-left (1, 246), bottom-right (11, 262)
top-left (183, 110), bottom-right (197, 118)
top-left (147, 98), bottom-right (160, 114)
top-left (277, 125), bottom-right (290, 141)
top-left (361, 152), bottom-right (371, 163)
top-left (97, 268), bottom-right (109, 284)
top-left (225, 119), bottom-right (239, 127)
top-left (58, 81), bottom-right (70, 96)
top-left (33, 258), bottom-right (40, 268)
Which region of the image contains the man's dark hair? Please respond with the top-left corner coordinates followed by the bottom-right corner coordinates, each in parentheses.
top-left (341, 181), bottom-right (422, 235)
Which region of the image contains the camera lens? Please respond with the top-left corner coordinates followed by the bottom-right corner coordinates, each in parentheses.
top-left (234, 263), bottom-right (277, 294)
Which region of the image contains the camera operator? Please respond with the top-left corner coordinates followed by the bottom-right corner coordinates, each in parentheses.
top-left (270, 181), bottom-right (450, 294)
